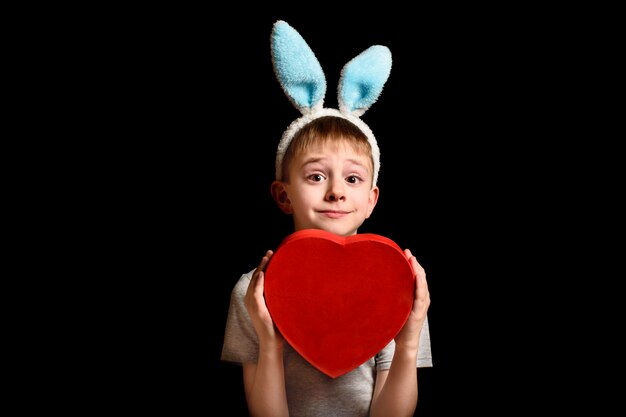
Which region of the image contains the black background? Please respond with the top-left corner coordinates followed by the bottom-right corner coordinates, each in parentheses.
top-left (92, 6), bottom-right (586, 415)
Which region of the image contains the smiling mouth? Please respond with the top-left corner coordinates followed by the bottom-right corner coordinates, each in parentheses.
top-left (319, 210), bottom-right (349, 219)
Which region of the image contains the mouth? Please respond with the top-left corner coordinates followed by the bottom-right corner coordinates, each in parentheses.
top-left (319, 210), bottom-right (350, 219)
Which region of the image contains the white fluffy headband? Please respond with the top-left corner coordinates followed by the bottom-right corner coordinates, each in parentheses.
top-left (270, 20), bottom-right (392, 186)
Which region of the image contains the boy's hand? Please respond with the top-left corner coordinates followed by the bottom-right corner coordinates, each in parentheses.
top-left (244, 250), bottom-right (283, 346)
top-left (394, 249), bottom-right (430, 351)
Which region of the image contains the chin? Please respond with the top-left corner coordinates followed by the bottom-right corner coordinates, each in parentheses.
top-left (297, 220), bottom-right (360, 237)
top-left (319, 225), bottom-right (358, 237)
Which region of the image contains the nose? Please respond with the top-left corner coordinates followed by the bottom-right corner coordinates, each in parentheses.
top-left (326, 178), bottom-right (346, 202)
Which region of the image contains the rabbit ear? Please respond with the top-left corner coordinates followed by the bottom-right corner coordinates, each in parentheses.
top-left (338, 45), bottom-right (392, 117)
top-left (271, 20), bottom-right (326, 115)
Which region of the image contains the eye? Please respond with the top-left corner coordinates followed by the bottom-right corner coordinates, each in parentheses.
top-left (346, 175), bottom-right (361, 184)
top-left (308, 173), bottom-right (325, 182)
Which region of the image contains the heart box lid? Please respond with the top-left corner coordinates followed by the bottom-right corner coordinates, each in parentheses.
top-left (264, 229), bottom-right (415, 378)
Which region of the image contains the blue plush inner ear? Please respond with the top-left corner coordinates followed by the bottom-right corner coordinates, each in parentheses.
top-left (340, 45), bottom-right (392, 113)
top-left (271, 20), bottom-right (326, 110)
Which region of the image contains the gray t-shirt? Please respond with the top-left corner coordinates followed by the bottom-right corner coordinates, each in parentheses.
top-left (221, 270), bottom-right (433, 417)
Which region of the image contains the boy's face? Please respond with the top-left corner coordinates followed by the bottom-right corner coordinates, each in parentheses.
top-left (272, 140), bottom-right (379, 237)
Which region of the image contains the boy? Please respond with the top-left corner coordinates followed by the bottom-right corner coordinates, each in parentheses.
top-left (221, 21), bottom-right (432, 417)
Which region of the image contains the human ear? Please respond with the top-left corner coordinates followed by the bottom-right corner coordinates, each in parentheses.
top-left (271, 181), bottom-right (293, 214)
top-left (365, 186), bottom-right (379, 219)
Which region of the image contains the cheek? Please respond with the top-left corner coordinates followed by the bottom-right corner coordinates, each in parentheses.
top-left (291, 185), bottom-right (319, 202)
top-left (361, 192), bottom-right (376, 213)
top-left (287, 190), bottom-right (310, 211)
top-left (356, 194), bottom-right (372, 210)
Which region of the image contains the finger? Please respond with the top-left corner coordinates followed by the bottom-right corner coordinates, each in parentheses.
top-left (257, 250), bottom-right (274, 271)
top-left (253, 251), bottom-right (274, 298)
top-left (250, 250), bottom-right (273, 285)
top-left (257, 270), bottom-right (265, 289)
top-left (404, 249), bottom-right (425, 277)
top-left (415, 267), bottom-right (430, 308)
top-left (404, 249), bottom-right (429, 303)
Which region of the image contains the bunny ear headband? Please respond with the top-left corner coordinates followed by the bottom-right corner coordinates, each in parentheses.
top-left (271, 20), bottom-right (392, 186)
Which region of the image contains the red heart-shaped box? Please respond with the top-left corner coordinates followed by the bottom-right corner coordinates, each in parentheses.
top-left (264, 229), bottom-right (415, 378)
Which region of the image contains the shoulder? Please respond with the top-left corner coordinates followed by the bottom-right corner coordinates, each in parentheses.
top-left (230, 269), bottom-right (255, 298)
